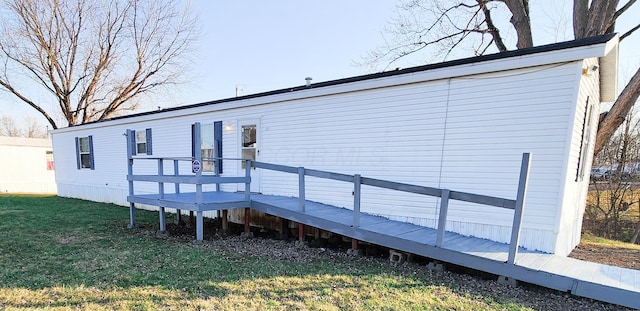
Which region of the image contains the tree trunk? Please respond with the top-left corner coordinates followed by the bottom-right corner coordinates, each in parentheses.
top-left (594, 67), bottom-right (640, 156)
top-left (631, 221), bottom-right (640, 244)
top-left (573, 0), bottom-right (589, 38)
top-left (502, 0), bottom-right (533, 48)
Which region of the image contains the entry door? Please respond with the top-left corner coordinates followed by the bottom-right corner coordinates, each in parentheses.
top-left (239, 120), bottom-right (260, 192)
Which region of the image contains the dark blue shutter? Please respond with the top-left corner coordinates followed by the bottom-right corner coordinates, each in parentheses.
top-left (191, 124), bottom-right (195, 158)
top-left (145, 128), bottom-right (152, 155)
top-left (214, 121), bottom-right (223, 174)
top-left (88, 135), bottom-right (95, 170)
top-left (130, 130), bottom-right (137, 156)
top-left (75, 137), bottom-right (81, 169)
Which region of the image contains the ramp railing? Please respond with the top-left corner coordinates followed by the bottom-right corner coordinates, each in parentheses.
top-left (252, 153), bottom-right (531, 265)
top-left (125, 124), bottom-right (531, 264)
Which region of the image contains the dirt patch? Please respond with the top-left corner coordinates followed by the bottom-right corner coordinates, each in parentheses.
top-left (55, 235), bottom-right (80, 244)
top-left (569, 243), bottom-right (640, 270)
top-left (147, 221), bottom-right (635, 310)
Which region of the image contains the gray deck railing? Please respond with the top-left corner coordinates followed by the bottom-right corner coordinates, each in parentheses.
top-left (125, 154), bottom-right (252, 241)
top-left (126, 125), bottom-right (530, 264)
top-left (252, 153), bottom-right (531, 265)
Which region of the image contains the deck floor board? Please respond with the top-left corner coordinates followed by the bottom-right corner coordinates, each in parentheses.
top-left (128, 191), bottom-right (640, 309)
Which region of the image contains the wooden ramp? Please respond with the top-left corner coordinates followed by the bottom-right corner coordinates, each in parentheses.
top-left (128, 190), bottom-right (640, 309)
top-left (250, 194), bottom-right (640, 309)
top-left (124, 136), bottom-right (639, 308)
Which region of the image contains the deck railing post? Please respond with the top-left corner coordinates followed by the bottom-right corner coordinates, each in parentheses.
top-left (353, 174), bottom-right (362, 228)
top-left (508, 153), bottom-right (531, 265)
top-left (158, 158), bottom-right (166, 232)
top-left (245, 159), bottom-right (251, 201)
top-left (194, 123), bottom-right (203, 208)
top-left (436, 189), bottom-right (450, 247)
top-left (215, 156), bottom-right (220, 192)
top-left (125, 129), bottom-right (135, 228)
top-left (173, 159), bottom-right (182, 224)
top-left (173, 160), bottom-right (180, 194)
top-left (158, 158), bottom-right (165, 199)
top-left (298, 167), bottom-right (305, 212)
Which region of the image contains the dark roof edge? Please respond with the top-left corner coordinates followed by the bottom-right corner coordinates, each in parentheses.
top-left (73, 33), bottom-right (617, 127)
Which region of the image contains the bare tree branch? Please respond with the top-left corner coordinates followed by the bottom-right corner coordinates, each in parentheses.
top-left (360, 0), bottom-right (512, 70)
top-left (613, 0), bottom-right (636, 21)
top-left (479, 1), bottom-right (508, 51)
top-left (620, 22), bottom-right (640, 40)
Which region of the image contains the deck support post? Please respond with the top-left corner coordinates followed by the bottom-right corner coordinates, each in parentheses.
top-left (507, 153), bottom-right (531, 265)
top-left (222, 209), bottom-right (229, 235)
top-left (353, 174), bottom-right (361, 227)
top-left (436, 189), bottom-right (450, 247)
top-left (298, 223), bottom-right (304, 241)
top-left (347, 238), bottom-right (362, 256)
top-left (159, 206), bottom-right (166, 232)
top-left (128, 203), bottom-right (135, 228)
top-left (278, 218), bottom-right (287, 239)
top-left (244, 207), bottom-right (251, 234)
top-left (195, 211), bottom-right (204, 241)
top-left (175, 210), bottom-right (182, 225)
top-left (188, 211), bottom-right (194, 228)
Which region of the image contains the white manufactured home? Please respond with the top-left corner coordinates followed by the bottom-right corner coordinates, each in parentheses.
top-left (51, 34), bottom-right (618, 256)
top-left (0, 136), bottom-right (57, 194)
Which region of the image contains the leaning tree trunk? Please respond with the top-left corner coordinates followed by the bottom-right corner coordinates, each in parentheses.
top-left (594, 67), bottom-right (640, 156)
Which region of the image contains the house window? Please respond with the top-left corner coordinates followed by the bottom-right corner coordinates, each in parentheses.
top-left (75, 136), bottom-right (94, 170)
top-left (136, 131), bottom-right (147, 154)
top-left (130, 128), bottom-right (152, 155)
top-left (191, 122), bottom-right (223, 174)
top-left (241, 124), bottom-right (256, 169)
top-left (46, 150), bottom-right (54, 170)
top-left (201, 123), bottom-right (214, 172)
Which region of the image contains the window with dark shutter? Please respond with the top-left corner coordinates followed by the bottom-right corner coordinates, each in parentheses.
top-left (75, 135), bottom-right (95, 169)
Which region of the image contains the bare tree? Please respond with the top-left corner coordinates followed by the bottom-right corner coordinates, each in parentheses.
top-left (23, 116), bottom-right (48, 138)
top-left (587, 111), bottom-right (640, 242)
top-left (365, 0), bottom-right (640, 155)
top-left (0, 114), bottom-right (47, 138)
top-left (0, 0), bottom-right (198, 129)
top-left (0, 115), bottom-right (21, 137)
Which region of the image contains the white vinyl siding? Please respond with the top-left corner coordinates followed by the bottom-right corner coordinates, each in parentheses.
top-left (554, 57), bottom-right (601, 255)
top-left (0, 137), bottom-right (57, 194)
top-left (51, 50), bottom-right (606, 254)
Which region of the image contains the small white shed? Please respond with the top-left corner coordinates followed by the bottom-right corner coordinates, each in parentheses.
top-left (50, 34), bottom-right (619, 255)
top-left (0, 136), bottom-right (57, 194)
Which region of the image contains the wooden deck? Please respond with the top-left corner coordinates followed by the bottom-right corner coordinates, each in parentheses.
top-left (123, 140), bottom-right (638, 308)
top-left (128, 191), bottom-right (640, 309)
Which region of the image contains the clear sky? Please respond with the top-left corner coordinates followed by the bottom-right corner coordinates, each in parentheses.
top-left (1, 1), bottom-right (639, 128)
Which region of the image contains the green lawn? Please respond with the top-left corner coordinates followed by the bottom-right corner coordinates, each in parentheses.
top-left (0, 194), bottom-right (544, 310)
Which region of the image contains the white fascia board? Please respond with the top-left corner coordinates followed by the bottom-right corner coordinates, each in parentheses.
top-left (51, 37), bottom-right (617, 135)
top-left (600, 36), bottom-right (619, 102)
